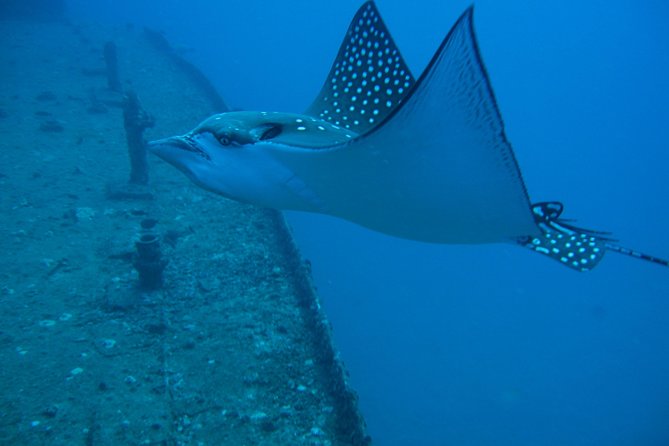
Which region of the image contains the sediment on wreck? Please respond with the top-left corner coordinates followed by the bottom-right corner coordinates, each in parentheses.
top-left (0, 17), bottom-right (369, 446)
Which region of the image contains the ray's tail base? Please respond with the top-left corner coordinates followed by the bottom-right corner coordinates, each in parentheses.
top-left (518, 202), bottom-right (668, 271)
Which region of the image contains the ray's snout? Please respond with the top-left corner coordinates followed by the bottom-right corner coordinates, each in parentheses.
top-left (148, 135), bottom-right (211, 163)
top-left (148, 136), bottom-right (184, 156)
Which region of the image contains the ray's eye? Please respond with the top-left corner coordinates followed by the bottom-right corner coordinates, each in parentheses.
top-left (217, 134), bottom-right (231, 146)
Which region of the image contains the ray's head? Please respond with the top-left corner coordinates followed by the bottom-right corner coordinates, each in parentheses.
top-left (148, 111), bottom-right (354, 208)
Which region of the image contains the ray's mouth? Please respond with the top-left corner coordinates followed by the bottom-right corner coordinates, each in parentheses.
top-left (148, 135), bottom-right (211, 161)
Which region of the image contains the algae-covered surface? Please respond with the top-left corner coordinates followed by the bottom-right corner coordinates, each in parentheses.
top-left (0, 20), bottom-right (368, 445)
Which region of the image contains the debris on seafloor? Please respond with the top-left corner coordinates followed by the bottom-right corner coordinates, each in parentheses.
top-left (38, 119), bottom-right (64, 133)
top-left (123, 90), bottom-right (154, 186)
top-left (35, 91), bottom-right (57, 102)
top-left (133, 218), bottom-right (168, 290)
top-left (106, 86), bottom-right (155, 199)
top-left (103, 41), bottom-right (122, 93)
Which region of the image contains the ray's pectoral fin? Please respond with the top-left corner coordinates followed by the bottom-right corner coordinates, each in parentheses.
top-left (518, 202), bottom-right (669, 271)
top-left (304, 1), bottom-right (416, 134)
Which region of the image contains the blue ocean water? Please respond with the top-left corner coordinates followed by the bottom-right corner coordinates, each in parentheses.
top-left (69, 1), bottom-right (669, 445)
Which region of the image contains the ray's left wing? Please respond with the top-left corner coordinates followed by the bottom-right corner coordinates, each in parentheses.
top-left (305, 1), bottom-right (415, 134)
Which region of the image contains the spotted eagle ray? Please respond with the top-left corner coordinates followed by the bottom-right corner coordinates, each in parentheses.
top-left (149, 1), bottom-right (667, 272)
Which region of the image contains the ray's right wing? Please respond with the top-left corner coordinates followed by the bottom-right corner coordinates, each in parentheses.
top-left (325, 7), bottom-right (539, 242)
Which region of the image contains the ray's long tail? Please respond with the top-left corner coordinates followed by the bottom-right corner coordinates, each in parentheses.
top-left (602, 243), bottom-right (668, 268)
top-left (518, 202), bottom-right (668, 271)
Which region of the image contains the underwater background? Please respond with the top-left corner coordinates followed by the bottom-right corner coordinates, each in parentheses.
top-left (64, 1), bottom-right (669, 445)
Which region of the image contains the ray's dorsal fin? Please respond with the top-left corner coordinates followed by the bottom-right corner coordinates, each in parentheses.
top-left (520, 202), bottom-right (669, 271)
top-left (305, 1), bottom-right (416, 134)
